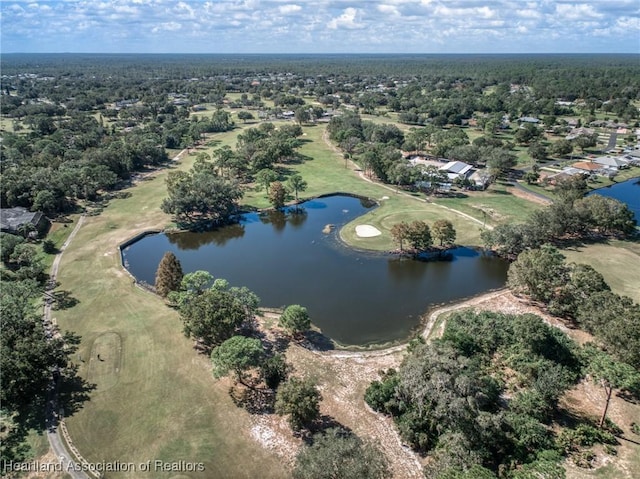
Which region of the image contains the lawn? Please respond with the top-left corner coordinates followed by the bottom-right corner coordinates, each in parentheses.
top-left (561, 240), bottom-right (640, 303)
top-left (433, 181), bottom-right (544, 228)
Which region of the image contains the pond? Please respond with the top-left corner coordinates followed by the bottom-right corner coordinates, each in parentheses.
top-left (121, 195), bottom-right (509, 346)
top-left (587, 177), bottom-right (640, 223)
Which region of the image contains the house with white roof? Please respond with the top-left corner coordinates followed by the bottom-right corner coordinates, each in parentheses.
top-left (438, 161), bottom-right (473, 181)
top-left (592, 156), bottom-right (631, 170)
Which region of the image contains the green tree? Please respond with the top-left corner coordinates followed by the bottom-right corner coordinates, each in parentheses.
top-left (275, 377), bottom-right (321, 430)
top-left (287, 174), bottom-right (308, 203)
top-left (255, 168), bottom-right (278, 193)
top-left (293, 428), bottom-right (391, 479)
top-left (551, 139), bottom-right (574, 158)
top-left (179, 280), bottom-right (259, 348)
top-left (279, 304), bottom-right (311, 337)
top-left (486, 149), bottom-right (517, 179)
top-left (268, 181), bottom-right (287, 209)
top-left (432, 219), bottom-right (456, 247)
top-left (406, 220), bottom-right (432, 252)
top-left (237, 110), bottom-right (254, 123)
top-left (507, 245), bottom-right (569, 303)
top-left (582, 345), bottom-right (640, 428)
top-left (154, 251), bottom-right (184, 298)
top-left (161, 167), bottom-right (243, 226)
top-left (260, 353), bottom-right (289, 390)
top-left (528, 142), bottom-right (548, 162)
top-left (0, 233), bottom-right (25, 263)
top-left (211, 335), bottom-right (265, 387)
top-left (523, 170), bottom-right (540, 185)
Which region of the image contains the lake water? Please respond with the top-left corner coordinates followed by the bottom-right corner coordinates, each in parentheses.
top-left (587, 177), bottom-right (640, 223)
top-left (121, 195), bottom-right (509, 346)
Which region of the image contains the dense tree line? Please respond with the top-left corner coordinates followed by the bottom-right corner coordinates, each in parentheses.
top-left (482, 181), bottom-right (636, 259)
top-left (0, 233), bottom-right (83, 464)
top-left (365, 310), bottom-right (639, 478)
top-left (508, 245), bottom-right (640, 369)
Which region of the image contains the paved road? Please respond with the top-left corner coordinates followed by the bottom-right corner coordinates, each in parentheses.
top-left (604, 131), bottom-right (618, 152)
top-left (43, 215), bottom-right (91, 479)
top-left (509, 180), bottom-right (553, 204)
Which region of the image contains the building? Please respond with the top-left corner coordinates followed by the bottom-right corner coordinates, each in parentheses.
top-left (592, 156), bottom-right (631, 170)
top-left (0, 207), bottom-right (50, 237)
top-left (438, 161), bottom-right (473, 181)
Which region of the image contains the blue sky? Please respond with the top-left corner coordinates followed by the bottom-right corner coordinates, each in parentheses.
top-left (1, 1), bottom-right (639, 54)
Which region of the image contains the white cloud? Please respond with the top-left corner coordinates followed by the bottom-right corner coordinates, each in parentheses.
top-left (327, 7), bottom-right (364, 30)
top-left (152, 21), bottom-right (182, 33)
top-left (555, 3), bottom-right (604, 20)
top-left (279, 4), bottom-right (301, 15)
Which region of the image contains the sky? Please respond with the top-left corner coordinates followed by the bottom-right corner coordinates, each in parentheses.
top-left (1, 0), bottom-right (639, 54)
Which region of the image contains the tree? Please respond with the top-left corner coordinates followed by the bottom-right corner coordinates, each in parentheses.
top-left (522, 170), bottom-right (540, 185)
top-left (154, 251), bottom-right (184, 298)
top-left (286, 174), bottom-right (308, 203)
top-left (255, 168), bottom-right (278, 193)
top-left (275, 377), bottom-right (321, 430)
top-left (0, 233), bottom-right (25, 264)
top-left (390, 222), bottom-right (410, 251)
top-left (406, 220), bottom-right (432, 252)
top-left (293, 428), bottom-right (391, 479)
top-left (551, 139), bottom-right (574, 158)
top-left (486, 149), bottom-right (517, 179)
top-left (161, 166), bottom-right (243, 226)
top-left (211, 335), bottom-right (265, 387)
top-left (294, 107), bottom-right (311, 125)
top-left (432, 220), bottom-right (456, 247)
top-left (507, 245), bottom-right (569, 304)
top-left (237, 110), bottom-right (254, 123)
top-left (268, 181), bottom-right (287, 209)
top-left (528, 142), bottom-right (548, 162)
top-left (582, 345), bottom-right (640, 428)
top-left (279, 304), bottom-right (311, 337)
top-left (179, 280), bottom-right (259, 348)
top-left (260, 353), bottom-right (289, 389)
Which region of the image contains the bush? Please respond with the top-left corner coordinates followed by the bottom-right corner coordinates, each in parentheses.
top-left (42, 239), bottom-right (57, 254)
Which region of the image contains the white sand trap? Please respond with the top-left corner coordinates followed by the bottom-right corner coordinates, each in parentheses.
top-left (356, 225), bottom-right (382, 237)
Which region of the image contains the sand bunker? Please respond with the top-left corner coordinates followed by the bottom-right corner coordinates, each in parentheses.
top-left (355, 225), bottom-right (382, 238)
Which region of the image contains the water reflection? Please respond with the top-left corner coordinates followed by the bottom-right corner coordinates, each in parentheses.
top-left (167, 222), bottom-right (246, 250)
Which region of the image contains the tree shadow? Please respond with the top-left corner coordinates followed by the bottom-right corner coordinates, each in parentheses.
top-left (56, 364), bottom-right (97, 418)
top-left (50, 290), bottom-right (80, 310)
top-left (300, 330), bottom-right (335, 351)
top-left (301, 416), bottom-right (354, 445)
top-left (229, 384), bottom-right (276, 415)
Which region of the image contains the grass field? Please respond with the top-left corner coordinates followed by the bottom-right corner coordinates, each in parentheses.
top-left (561, 240), bottom-right (640, 303)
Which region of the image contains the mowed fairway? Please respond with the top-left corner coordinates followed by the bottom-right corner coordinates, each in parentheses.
top-left (562, 241), bottom-right (640, 303)
top-left (53, 121), bottom-right (543, 478)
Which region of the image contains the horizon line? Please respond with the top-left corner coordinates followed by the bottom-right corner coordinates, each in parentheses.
top-left (3, 51), bottom-right (639, 56)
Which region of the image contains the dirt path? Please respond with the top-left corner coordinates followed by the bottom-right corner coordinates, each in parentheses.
top-left (44, 214), bottom-right (92, 479)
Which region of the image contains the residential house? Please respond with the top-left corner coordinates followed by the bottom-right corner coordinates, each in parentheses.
top-left (566, 127), bottom-right (595, 141)
top-left (572, 161), bottom-right (615, 177)
top-left (439, 161), bottom-right (473, 181)
top-left (0, 207), bottom-right (50, 237)
top-left (592, 156), bottom-right (630, 170)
